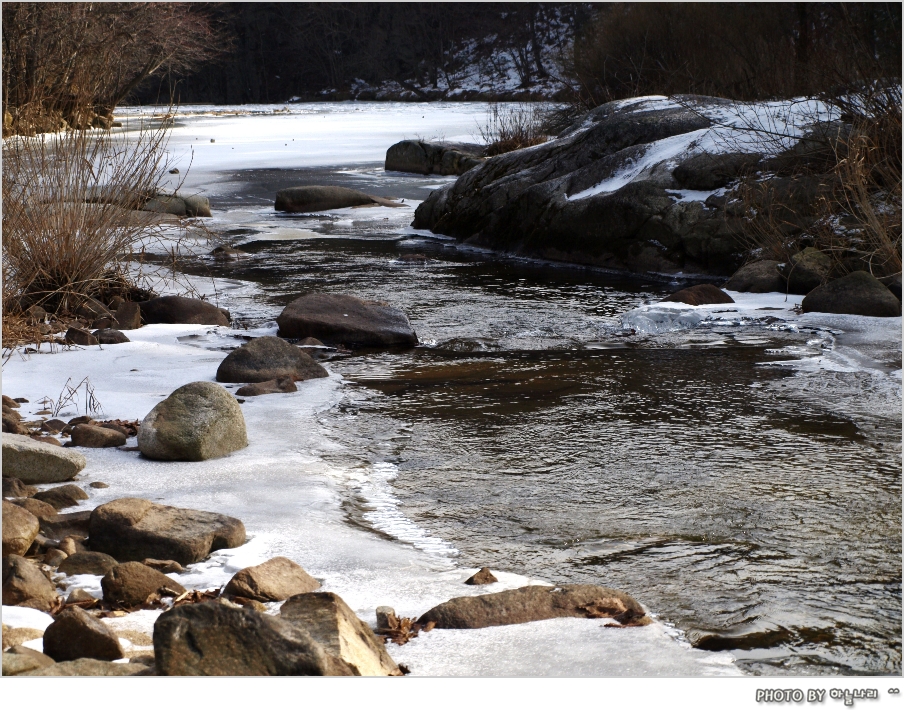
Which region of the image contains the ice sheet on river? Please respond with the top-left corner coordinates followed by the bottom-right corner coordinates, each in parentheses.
top-left (2, 321), bottom-right (740, 676)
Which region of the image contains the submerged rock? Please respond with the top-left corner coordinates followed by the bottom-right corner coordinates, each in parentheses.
top-left (276, 292), bottom-right (418, 348)
top-left (138, 381), bottom-right (248, 461)
top-left (2, 433), bottom-right (86, 483)
top-left (223, 556), bottom-right (320, 602)
top-left (280, 591), bottom-right (400, 676)
top-left (418, 584), bottom-right (650, 629)
top-left (216, 336), bottom-right (328, 384)
top-left (139, 296), bottom-right (229, 326)
top-left (275, 186), bottom-right (402, 213)
top-left (802, 271), bottom-right (902, 317)
top-left (88, 497), bottom-right (246, 565)
top-left (153, 601), bottom-right (357, 676)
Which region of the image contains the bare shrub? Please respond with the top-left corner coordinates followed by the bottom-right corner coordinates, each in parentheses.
top-left (2, 118), bottom-right (175, 315)
top-left (476, 103), bottom-right (548, 156)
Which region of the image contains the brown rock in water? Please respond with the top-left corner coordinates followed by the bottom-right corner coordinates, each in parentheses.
top-left (276, 292), bottom-right (418, 348)
top-left (418, 584), bottom-right (650, 629)
top-left (141, 559), bottom-right (184, 574)
top-left (43, 606), bottom-right (124, 662)
top-left (58, 551), bottom-right (119, 577)
top-left (2, 500), bottom-right (40, 556)
top-left (153, 601), bottom-right (357, 676)
top-left (139, 296), bottom-right (229, 326)
top-left (281, 591), bottom-right (400, 676)
top-left (465, 567), bottom-right (499, 585)
top-left (88, 481), bottom-right (110, 489)
top-left (3, 477), bottom-right (37, 498)
top-left (89, 498), bottom-right (246, 565)
top-left (12, 497), bottom-right (57, 521)
top-left (223, 556), bottom-right (320, 602)
top-left (114, 302), bottom-right (142, 330)
top-left (2, 555), bottom-right (59, 611)
top-left (661, 284), bottom-right (734, 306)
top-left (70, 423), bottom-right (126, 448)
top-left (65, 327), bottom-right (99, 346)
top-left (33, 483), bottom-right (88, 510)
top-left (235, 377), bottom-right (298, 397)
top-left (216, 336), bottom-right (328, 384)
top-left (274, 185), bottom-right (400, 213)
top-left (101, 561), bottom-right (186, 608)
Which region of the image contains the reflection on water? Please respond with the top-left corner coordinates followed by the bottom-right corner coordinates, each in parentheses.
top-left (187, 165), bottom-right (899, 675)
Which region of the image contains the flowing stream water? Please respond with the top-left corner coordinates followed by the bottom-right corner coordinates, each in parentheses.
top-left (127, 103), bottom-right (901, 675)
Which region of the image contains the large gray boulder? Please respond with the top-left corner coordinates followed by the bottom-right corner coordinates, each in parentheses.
top-left (223, 556), bottom-right (320, 602)
top-left (43, 606), bottom-right (124, 662)
top-left (724, 260), bottom-right (785, 293)
top-left (385, 140), bottom-right (484, 176)
top-left (138, 381), bottom-right (248, 461)
top-left (2, 500), bottom-right (39, 556)
top-left (101, 561), bottom-right (186, 607)
top-left (275, 186), bottom-right (402, 213)
top-left (418, 584), bottom-right (649, 629)
top-left (802, 271), bottom-right (902, 317)
top-left (2, 555), bottom-right (59, 611)
top-left (153, 601), bottom-right (357, 676)
top-left (2, 433), bottom-right (86, 484)
top-left (281, 592), bottom-right (401, 676)
top-left (88, 498), bottom-right (246, 565)
top-left (215, 336), bottom-right (328, 384)
top-left (139, 296), bottom-right (229, 326)
top-left (276, 293), bottom-right (418, 348)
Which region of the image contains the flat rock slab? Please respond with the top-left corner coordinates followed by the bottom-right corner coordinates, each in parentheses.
top-left (281, 591), bottom-right (400, 676)
top-left (216, 336), bottom-right (328, 384)
top-left (88, 497), bottom-right (246, 565)
top-left (101, 561), bottom-right (186, 607)
top-left (153, 601), bottom-right (356, 676)
top-left (2, 433), bottom-right (86, 484)
top-left (138, 381), bottom-right (248, 461)
top-left (22, 658), bottom-right (149, 676)
top-left (274, 185), bottom-right (402, 213)
top-left (3, 499), bottom-right (40, 556)
top-left (802, 270), bottom-right (902, 317)
top-left (418, 584), bottom-right (650, 629)
top-left (139, 296), bottom-right (229, 326)
top-left (43, 606), bottom-right (124, 662)
top-left (277, 292), bottom-right (418, 348)
top-left (223, 556), bottom-right (320, 602)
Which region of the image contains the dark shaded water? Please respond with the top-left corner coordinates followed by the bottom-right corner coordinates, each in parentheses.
top-left (192, 165), bottom-right (900, 675)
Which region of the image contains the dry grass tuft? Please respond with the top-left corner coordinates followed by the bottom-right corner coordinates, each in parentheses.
top-left (477, 103), bottom-right (548, 156)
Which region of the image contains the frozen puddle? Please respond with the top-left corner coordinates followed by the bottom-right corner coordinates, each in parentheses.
top-left (1, 313), bottom-right (743, 675)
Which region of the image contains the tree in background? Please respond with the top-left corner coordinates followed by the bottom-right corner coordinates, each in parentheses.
top-left (2, 2), bottom-right (226, 135)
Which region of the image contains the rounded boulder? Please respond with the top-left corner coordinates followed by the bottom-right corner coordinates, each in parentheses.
top-left (216, 336), bottom-right (328, 384)
top-left (138, 381), bottom-right (248, 461)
